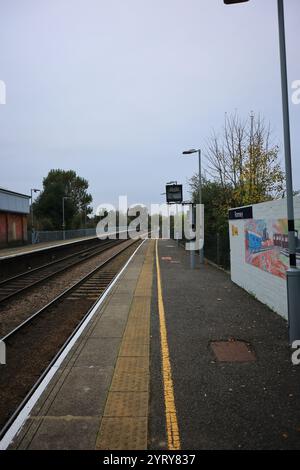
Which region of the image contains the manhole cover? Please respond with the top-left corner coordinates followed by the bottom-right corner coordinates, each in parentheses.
top-left (211, 340), bottom-right (256, 362)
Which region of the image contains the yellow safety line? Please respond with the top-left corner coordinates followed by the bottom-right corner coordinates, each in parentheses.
top-left (155, 239), bottom-right (181, 450)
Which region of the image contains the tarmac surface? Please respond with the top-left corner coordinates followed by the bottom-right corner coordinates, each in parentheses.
top-left (150, 240), bottom-right (300, 450)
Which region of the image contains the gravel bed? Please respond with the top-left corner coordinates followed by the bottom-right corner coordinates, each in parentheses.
top-left (0, 239), bottom-right (135, 337)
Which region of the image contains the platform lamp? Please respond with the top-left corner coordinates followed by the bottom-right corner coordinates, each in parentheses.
top-left (84, 205), bottom-right (88, 235)
top-left (224, 0), bottom-right (300, 343)
top-left (30, 188), bottom-right (41, 244)
top-left (182, 149), bottom-right (204, 264)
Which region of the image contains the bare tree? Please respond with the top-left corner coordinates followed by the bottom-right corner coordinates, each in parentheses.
top-left (204, 112), bottom-right (284, 206)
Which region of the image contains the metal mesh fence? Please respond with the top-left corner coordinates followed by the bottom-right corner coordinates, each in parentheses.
top-left (28, 228), bottom-right (97, 244)
top-left (28, 226), bottom-right (131, 244)
top-left (204, 232), bottom-right (230, 270)
top-left (175, 231), bottom-right (230, 271)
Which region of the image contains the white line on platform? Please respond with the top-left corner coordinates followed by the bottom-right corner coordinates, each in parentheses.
top-left (0, 238), bottom-right (146, 450)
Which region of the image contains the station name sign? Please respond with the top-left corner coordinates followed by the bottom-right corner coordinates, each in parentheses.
top-left (166, 184), bottom-right (183, 204)
top-left (228, 206), bottom-right (253, 220)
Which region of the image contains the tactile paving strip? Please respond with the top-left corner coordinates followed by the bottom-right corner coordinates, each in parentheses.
top-left (95, 241), bottom-right (154, 450)
top-left (119, 341), bottom-right (149, 358)
top-left (123, 323), bottom-right (150, 339)
top-left (96, 417), bottom-right (147, 450)
top-left (104, 392), bottom-right (148, 417)
top-left (110, 372), bottom-right (149, 392)
top-left (114, 356), bottom-right (149, 375)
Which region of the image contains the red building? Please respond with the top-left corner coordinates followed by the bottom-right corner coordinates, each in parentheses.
top-left (0, 187), bottom-right (30, 248)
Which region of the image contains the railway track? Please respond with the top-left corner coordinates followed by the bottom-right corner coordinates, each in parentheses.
top-left (0, 238), bottom-right (122, 304)
top-left (0, 238), bottom-right (142, 439)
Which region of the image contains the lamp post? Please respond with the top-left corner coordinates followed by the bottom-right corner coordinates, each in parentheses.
top-left (30, 188), bottom-right (40, 244)
top-left (84, 205), bottom-right (88, 236)
top-left (62, 196), bottom-right (71, 240)
top-left (182, 148), bottom-right (204, 264)
top-left (224, 0), bottom-right (300, 343)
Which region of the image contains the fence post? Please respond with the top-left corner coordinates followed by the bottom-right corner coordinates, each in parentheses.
top-left (216, 232), bottom-right (220, 266)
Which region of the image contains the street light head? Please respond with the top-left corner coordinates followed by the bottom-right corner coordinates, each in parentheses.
top-left (223, 0), bottom-right (249, 4)
top-left (182, 149), bottom-right (198, 155)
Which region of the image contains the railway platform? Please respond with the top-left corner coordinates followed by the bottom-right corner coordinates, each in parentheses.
top-left (0, 230), bottom-right (127, 260)
top-left (0, 235), bottom-right (98, 260)
top-left (2, 239), bottom-right (300, 450)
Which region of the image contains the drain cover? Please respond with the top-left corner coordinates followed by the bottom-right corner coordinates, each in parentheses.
top-left (211, 340), bottom-right (256, 362)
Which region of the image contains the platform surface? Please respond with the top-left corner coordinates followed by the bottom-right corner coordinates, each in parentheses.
top-left (6, 239), bottom-right (300, 450)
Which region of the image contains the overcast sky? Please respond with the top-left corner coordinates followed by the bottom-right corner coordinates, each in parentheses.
top-left (0, 0), bottom-right (299, 210)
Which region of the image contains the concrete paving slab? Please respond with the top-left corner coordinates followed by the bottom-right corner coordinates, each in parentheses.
top-left (74, 337), bottom-right (120, 367)
top-left (113, 279), bottom-right (138, 294)
top-left (46, 366), bottom-right (114, 416)
top-left (122, 268), bottom-right (144, 279)
top-left (90, 315), bottom-right (128, 338)
top-left (28, 416), bottom-right (100, 450)
top-left (106, 293), bottom-right (134, 307)
top-left (97, 303), bottom-right (131, 322)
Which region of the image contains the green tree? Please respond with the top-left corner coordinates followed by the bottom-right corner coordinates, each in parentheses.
top-left (34, 169), bottom-right (92, 230)
top-left (189, 176), bottom-right (233, 268)
top-left (190, 176), bottom-right (232, 234)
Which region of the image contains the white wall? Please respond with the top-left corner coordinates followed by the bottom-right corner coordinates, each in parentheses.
top-left (229, 196), bottom-right (300, 320)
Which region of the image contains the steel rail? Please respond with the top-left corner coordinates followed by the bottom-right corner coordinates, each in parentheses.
top-left (0, 239), bottom-right (122, 304)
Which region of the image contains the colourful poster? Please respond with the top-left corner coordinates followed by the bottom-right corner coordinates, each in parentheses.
top-left (245, 218), bottom-right (300, 279)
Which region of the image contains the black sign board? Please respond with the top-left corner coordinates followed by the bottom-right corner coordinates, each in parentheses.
top-left (228, 206), bottom-right (253, 220)
top-left (166, 184), bottom-right (183, 204)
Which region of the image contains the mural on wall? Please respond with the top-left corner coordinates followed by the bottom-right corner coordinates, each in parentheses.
top-left (245, 218), bottom-right (300, 279)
